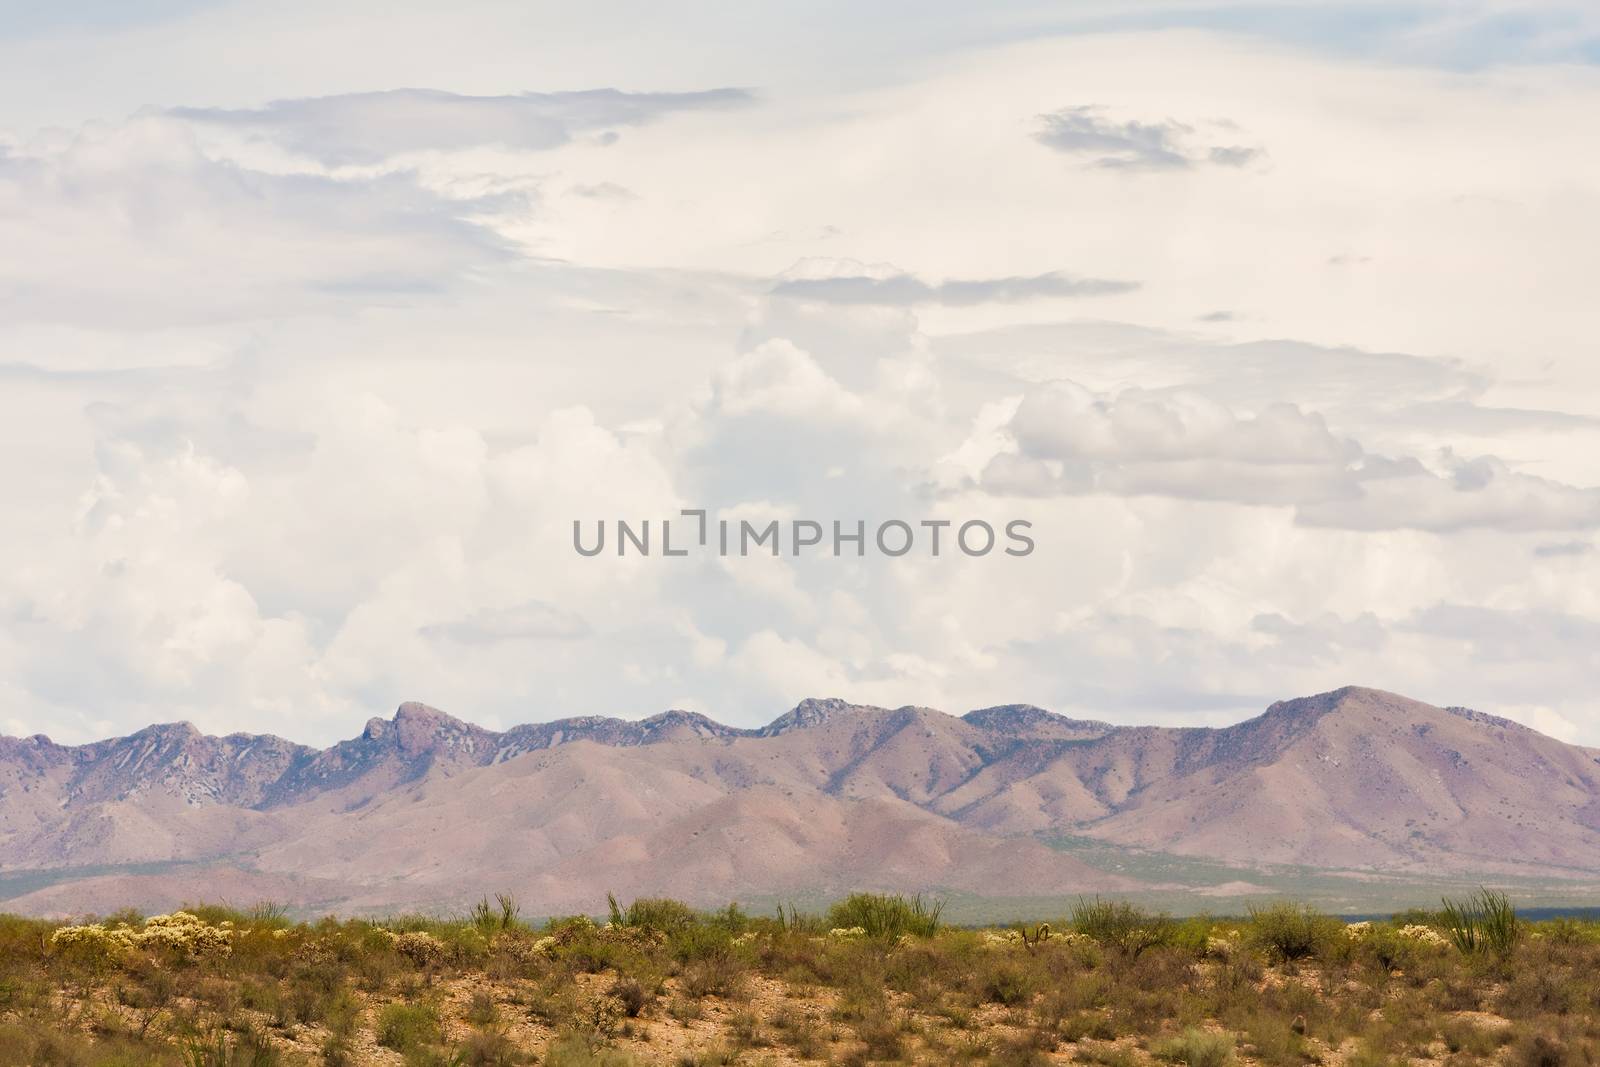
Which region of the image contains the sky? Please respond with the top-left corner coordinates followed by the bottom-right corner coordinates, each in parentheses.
top-left (2, 1), bottom-right (1599, 746)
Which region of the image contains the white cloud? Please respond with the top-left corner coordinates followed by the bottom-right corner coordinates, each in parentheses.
top-left (3, 18), bottom-right (1600, 748)
top-left (0, 116), bottom-right (516, 329)
top-left (978, 379), bottom-right (1600, 532)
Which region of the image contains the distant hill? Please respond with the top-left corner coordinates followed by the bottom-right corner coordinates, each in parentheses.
top-left (3, 687), bottom-right (1597, 916)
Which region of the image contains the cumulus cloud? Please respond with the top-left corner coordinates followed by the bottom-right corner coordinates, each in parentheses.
top-left (172, 87), bottom-right (751, 164)
top-left (1298, 455), bottom-right (1600, 533)
top-left (1009, 383), bottom-right (1354, 466)
top-left (1034, 107), bottom-right (1261, 169)
top-left (4, 29), bottom-right (1600, 748)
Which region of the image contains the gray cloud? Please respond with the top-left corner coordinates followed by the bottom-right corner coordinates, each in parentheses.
top-left (421, 602), bottom-right (591, 644)
top-left (172, 87), bottom-right (752, 165)
top-left (983, 380), bottom-right (1600, 532)
top-left (1035, 107), bottom-right (1260, 169)
top-left (1403, 605), bottom-right (1600, 669)
top-left (771, 270), bottom-right (1136, 306)
top-left (1297, 455), bottom-right (1600, 533)
top-left (1534, 541), bottom-right (1593, 558)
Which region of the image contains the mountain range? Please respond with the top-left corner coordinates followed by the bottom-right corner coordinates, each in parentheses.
top-left (2, 686), bottom-right (1598, 917)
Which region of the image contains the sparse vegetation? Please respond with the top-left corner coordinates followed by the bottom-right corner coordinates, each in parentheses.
top-left (3, 890), bottom-right (1598, 1064)
top-left (1245, 901), bottom-right (1340, 962)
top-left (825, 891), bottom-right (943, 941)
top-left (1441, 886), bottom-right (1522, 958)
top-left (1071, 896), bottom-right (1174, 957)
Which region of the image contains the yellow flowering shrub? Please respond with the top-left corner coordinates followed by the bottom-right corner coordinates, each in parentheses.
top-left (49, 911), bottom-right (233, 964)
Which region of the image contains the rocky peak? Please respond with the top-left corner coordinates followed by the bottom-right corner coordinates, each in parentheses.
top-left (759, 697), bottom-right (865, 736)
top-left (390, 701), bottom-right (478, 757)
top-left (633, 709), bottom-right (748, 742)
top-left (961, 703), bottom-right (1113, 736)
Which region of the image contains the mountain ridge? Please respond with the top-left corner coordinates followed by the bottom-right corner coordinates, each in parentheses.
top-left (3, 686), bottom-right (1597, 917)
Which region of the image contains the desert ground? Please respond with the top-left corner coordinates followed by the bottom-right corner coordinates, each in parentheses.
top-left (2, 890), bottom-right (1596, 1066)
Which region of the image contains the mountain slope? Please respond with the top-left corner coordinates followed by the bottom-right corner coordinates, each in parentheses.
top-left (2, 686), bottom-right (1596, 915)
top-left (1074, 688), bottom-right (1600, 872)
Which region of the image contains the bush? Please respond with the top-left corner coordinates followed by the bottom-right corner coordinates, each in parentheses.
top-left (1071, 898), bottom-right (1174, 958)
top-left (471, 893), bottom-right (521, 934)
top-left (1246, 903), bottom-right (1339, 962)
top-left (181, 1028), bottom-right (281, 1067)
top-left (826, 893), bottom-right (943, 941)
top-left (376, 1000), bottom-right (443, 1052)
top-left (976, 956), bottom-right (1038, 1005)
top-left (1152, 1028), bottom-right (1236, 1067)
top-left (543, 1033), bottom-right (642, 1066)
top-left (608, 976), bottom-right (651, 1017)
top-left (1441, 888), bottom-right (1519, 957)
top-left (606, 894), bottom-right (695, 934)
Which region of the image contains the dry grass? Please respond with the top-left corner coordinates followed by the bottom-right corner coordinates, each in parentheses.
top-left (1, 894), bottom-right (1598, 1064)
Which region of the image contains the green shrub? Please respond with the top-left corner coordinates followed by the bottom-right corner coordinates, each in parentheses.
top-left (181, 1028), bottom-right (281, 1067)
top-left (376, 1000), bottom-right (443, 1052)
top-left (1071, 897), bottom-right (1174, 958)
top-left (1540, 918), bottom-right (1600, 946)
top-left (825, 893), bottom-right (943, 940)
top-left (543, 1033), bottom-right (643, 1066)
top-left (471, 893), bottom-right (521, 933)
top-left (1246, 903), bottom-right (1339, 962)
top-left (976, 957), bottom-right (1038, 1006)
top-left (1152, 1027), bottom-right (1236, 1067)
top-left (666, 922), bottom-right (734, 964)
top-left (1441, 888), bottom-right (1519, 957)
top-left (606, 894), bottom-right (696, 933)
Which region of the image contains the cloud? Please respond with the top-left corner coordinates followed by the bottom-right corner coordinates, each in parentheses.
top-left (5, 30), bottom-right (1600, 749)
top-left (1009, 382), bottom-right (1355, 466)
top-left (1034, 107), bottom-right (1260, 169)
top-left (1297, 455), bottom-right (1600, 533)
top-left (422, 602), bottom-right (591, 643)
top-left (172, 87), bottom-right (752, 165)
top-left (771, 269), bottom-right (1136, 306)
top-left (982, 381), bottom-right (1359, 505)
top-left (1534, 541), bottom-right (1593, 558)
top-left (931, 324), bottom-right (1485, 426)
top-left (0, 117), bottom-right (515, 328)
top-left (703, 339), bottom-right (864, 421)
top-left (978, 380), bottom-right (1600, 532)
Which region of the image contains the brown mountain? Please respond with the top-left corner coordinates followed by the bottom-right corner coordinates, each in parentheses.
top-left (2, 686), bottom-right (1597, 916)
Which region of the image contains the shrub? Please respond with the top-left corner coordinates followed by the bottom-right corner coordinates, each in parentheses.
top-left (181, 1028), bottom-right (280, 1067)
top-left (392, 931), bottom-right (449, 968)
top-left (682, 952), bottom-right (746, 998)
top-left (471, 893), bottom-right (521, 934)
top-left (975, 956), bottom-right (1038, 1006)
top-left (1441, 888), bottom-right (1520, 957)
top-left (1071, 897), bottom-right (1174, 958)
top-left (376, 1000), bottom-right (443, 1052)
top-left (608, 976), bottom-right (651, 1017)
top-left (1246, 903), bottom-right (1338, 962)
top-left (666, 922), bottom-right (734, 964)
top-left (459, 1028), bottom-right (525, 1067)
top-left (1507, 1029), bottom-right (1570, 1067)
top-left (1152, 1028), bottom-right (1236, 1067)
top-left (606, 894), bottom-right (695, 934)
top-left (825, 893), bottom-right (943, 941)
top-left (543, 1033), bottom-right (642, 1066)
